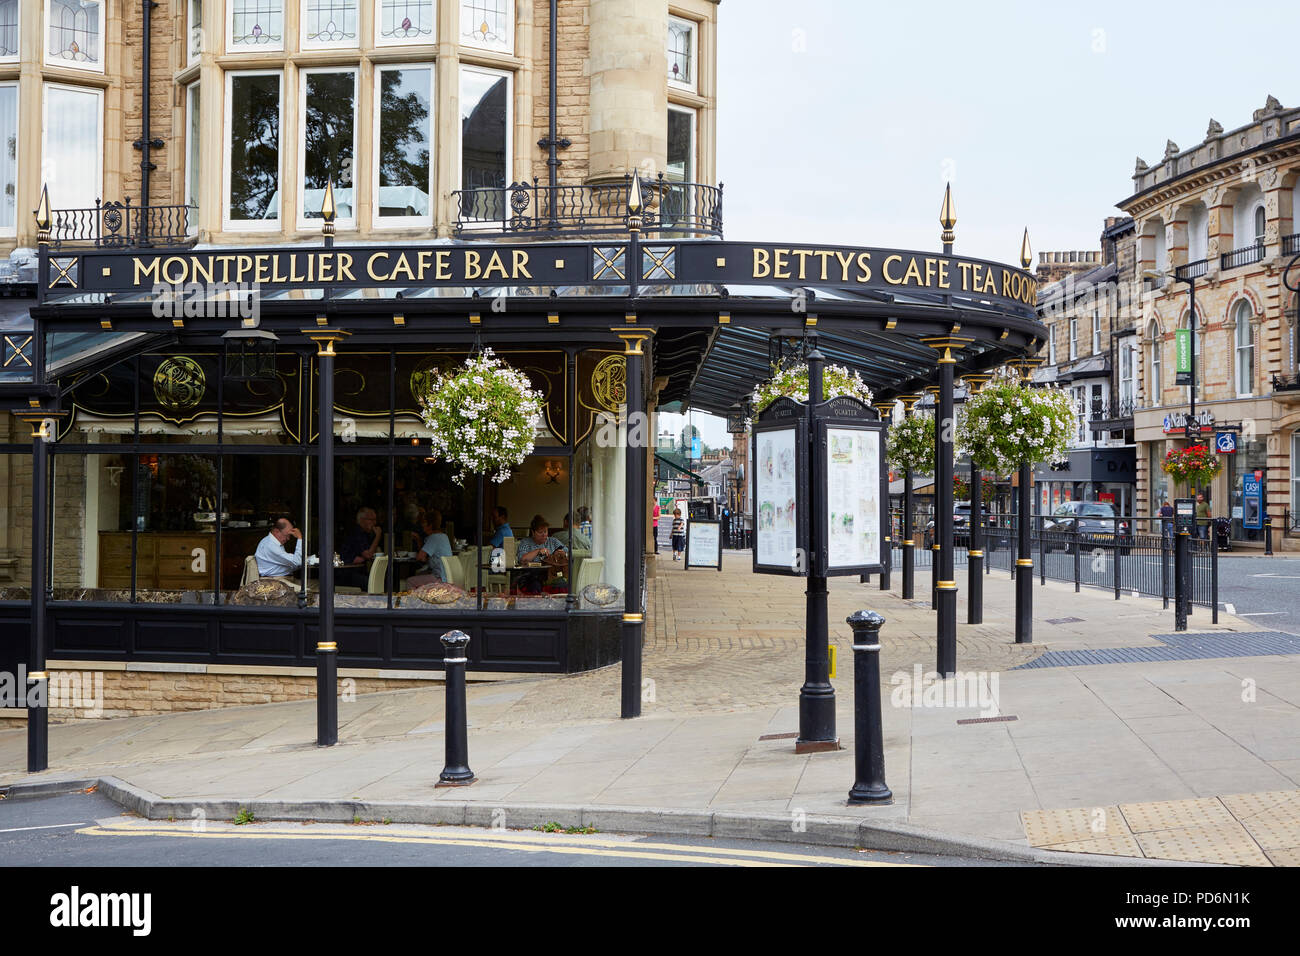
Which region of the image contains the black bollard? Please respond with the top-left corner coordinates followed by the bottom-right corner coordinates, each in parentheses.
top-left (316, 641), bottom-right (338, 747)
top-left (1265, 516), bottom-right (1274, 556)
top-left (846, 610), bottom-right (892, 805)
top-left (1173, 532), bottom-right (1189, 632)
top-left (438, 629), bottom-right (476, 786)
top-left (879, 536), bottom-right (891, 591)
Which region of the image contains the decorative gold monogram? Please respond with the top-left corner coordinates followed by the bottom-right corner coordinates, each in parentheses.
top-left (591, 355), bottom-right (627, 412)
top-left (152, 356), bottom-right (206, 413)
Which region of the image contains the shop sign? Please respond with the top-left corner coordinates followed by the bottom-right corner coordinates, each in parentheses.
top-left (1243, 475), bottom-right (1264, 531)
top-left (1215, 432), bottom-right (1237, 454)
top-left (1163, 410), bottom-right (1214, 434)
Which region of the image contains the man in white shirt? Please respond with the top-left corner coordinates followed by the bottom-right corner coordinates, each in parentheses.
top-left (255, 518), bottom-right (304, 578)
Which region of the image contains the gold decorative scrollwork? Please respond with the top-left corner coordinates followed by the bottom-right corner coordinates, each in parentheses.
top-left (152, 356), bottom-right (206, 413)
top-left (591, 354), bottom-right (627, 412)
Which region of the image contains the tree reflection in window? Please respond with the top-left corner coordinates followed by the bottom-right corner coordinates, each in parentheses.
top-left (304, 72), bottom-right (356, 220)
top-left (229, 74), bottom-right (280, 221)
top-left (380, 0), bottom-right (433, 42)
top-left (231, 0), bottom-right (283, 46)
top-left (304, 0), bottom-right (358, 45)
top-left (378, 68), bottom-right (431, 218)
top-left (48, 0), bottom-right (100, 63)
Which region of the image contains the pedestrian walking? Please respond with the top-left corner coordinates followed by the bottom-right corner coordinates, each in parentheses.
top-left (653, 501), bottom-right (660, 553)
top-left (671, 508), bottom-right (686, 561)
top-left (1159, 499), bottom-right (1174, 539)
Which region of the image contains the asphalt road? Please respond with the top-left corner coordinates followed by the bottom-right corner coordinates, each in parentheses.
top-left (0, 790), bottom-right (1012, 868)
top-left (1214, 554), bottom-right (1300, 636)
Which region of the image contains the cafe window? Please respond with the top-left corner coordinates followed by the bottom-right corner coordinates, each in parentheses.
top-left (0, 82), bottom-right (15, 236)
top-left (302, 0), bottom-right (359, 50)
top-left (668, 15), bottom-right (696, 91)
top-left (458, 65), bottom-right (510, 221)
top-left (374, 65), bottom-right (433, 227)
top-left (228, 0), bottom-right (283, 51)
top-left (185, 83), bottom-right (201, 231)
top-left (0, 451), bottom-right (29, 599)
top-left (225, 71), bottom-right (282, 228)
top-left (188, 0), bottom-right (202, 63)
top-left (46, 0), bottom-right (102, 70)
top-left (667, 105), bottom-right (695, 183)
top-left (0, 0), bottom-right (17, 61)
top-left (377, 0), bottom-right (434, 45)
top-left (41, 83), bottom-right (102, 224)
top-left (461, 0), bottom-right (511, 53)
top-left (299, 69), bottom-right (358, 229)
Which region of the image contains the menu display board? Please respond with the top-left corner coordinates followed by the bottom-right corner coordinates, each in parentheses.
top-left (686, 519), bottom-right (722, 571)
top-left (824, 426), bottom-right (883, 571)
top-left (753, 424), bottom-right (803, 573)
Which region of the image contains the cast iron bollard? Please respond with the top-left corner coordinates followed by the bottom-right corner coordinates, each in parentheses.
top-left (438, 629), bottom-right (476, 786)
top-left (316, 641), bottom-right (338, 747)
top-left (1265, 516), bottom-right (1274, 556)
top-left (1173, 532), bottom-right (1189, 632)
top-left (846, 610), bottom-right (892, 805)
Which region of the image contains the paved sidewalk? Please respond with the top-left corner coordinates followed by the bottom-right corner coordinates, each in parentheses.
top-left (4, 555), bottom-right (1300, 865)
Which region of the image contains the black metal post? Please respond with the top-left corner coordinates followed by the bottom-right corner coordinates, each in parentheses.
top-left (798, 344), bottom-right (836, 751)
top-left (316, 641), bottom-right (337, 747)
top-left (1174, 531), bottom-right (1189, 631)
top-left (968, 461), bottom-right (983, 624)
top-left (1161, 528), bottom-right (1170, 609)
top-left (1265, 515), bottom-right (1274, 555)
top-left (620, 333), bottom-right (648, 719)
top-left (27, 423), bottom-right (50, 772)
top-left (1038, 513), bottom-right (1045, 585)
top-left (846, 610), bottom-right (892, 805)
top-left (902, 468), bottom-right (915, 599)
top-left (314, 334), bottom-right (341, 745)
top-left (1073, 526), bottom-right (1081, 592)
top-left (1211, 519), bottom-right (1219, 624)
top-left (935, 359), bottom-right (957, 676)
top-left (1015, 464), bottom-right (1033, 643)
top-left (437, 630), bottom-right (475, 785)
top-left (1113, 514), bottom-right (1121, 600)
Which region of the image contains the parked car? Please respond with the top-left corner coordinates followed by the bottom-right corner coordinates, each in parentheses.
top-left (924, 502), bottom-right (978, 548)
top-left (1041, 501), bottom-right (1132, 554)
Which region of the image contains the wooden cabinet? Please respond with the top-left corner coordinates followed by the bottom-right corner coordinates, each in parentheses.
top-left (98, 532), bottom-right (216, 590)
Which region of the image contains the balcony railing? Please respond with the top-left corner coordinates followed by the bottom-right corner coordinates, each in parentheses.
top-left (1174, 257), bottom-right (1209, 281)
top-left (50, 199), bottom-right (196, 250)
top-left (1284, 233), bottom-right (1300, 256)
top-left (1273, 372), bottom-right (1300, 393)
top-left (452, 175), bottom-right (723, 239)
top-left (1220, 242), bottom-right (1264, 271)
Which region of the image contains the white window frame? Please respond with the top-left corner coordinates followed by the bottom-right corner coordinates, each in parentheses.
top-left (223, 69), bottom-right (283, 231)
top-left (460, 0), bottom-right (513, 54)
top-left (187, 0), bottom-right (202, 66)
top-left (1068, 316), bottom-right (1077, 360)
top-left (41, 83), bottom-right (103, 235)
top-left (1148, 325), bottom-right (1162, 405)
top-left (1253, 204), bottom-right (1266, 247)
top-left (44, 0), bottom-right (105, 73)
top-left (456, 64), bottom-right (512, 223)
top-left (0, 0), bottom-right (20, 64)
top-left (227, 0), bottom-right (285, 53)
top-left (667, 14), bottom-right (698, 93)
top-left (375, 0), bottom-right (436, 47)
top-left (184, 82), bottom-right (200, 235)
top-left (373, 63), bottom-right (435, 229)
top-left (301, 0), bottom-right (360, 51)
top-left (1118, 338), bottom-right (1135, 408)
top-left (298, 67), bottom-right (359, 231)
top-left (1091, 311), bottom-right (1101, 354)
top-left (1234, 301), bottom-right (1256, 398)
top-left (0, 80), bottom-right (17, 237)
top-left (1047, 326), bottom-right (1056, 365)
top-left (667, 103), bottom-right (696, 183)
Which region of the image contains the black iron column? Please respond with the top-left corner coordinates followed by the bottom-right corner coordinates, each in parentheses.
top-left (846, 610), bottom-right (892, 804)
top-left (898, 395), bottom-right (920, 600)
top-left (437, 630), bottom-right (476, 784)
top-left (874, 402), bottom-right (893, 591)
top-left (315, 640), bottom-right (338, 747)
top-left (925, 342), bottom-right (964, 677)
top-left (798, 342), bottom-right (837, 752)
top-left (619, 330), bottom-right (651, 719)
top-left (927, 385), bottom-right (940, 611)
top-left (19, 410), bottom-right (59, 773)
top-left (1011, 356), bottom-right (1040, 645)
top-left (963, 374), bottom-right (991, 624)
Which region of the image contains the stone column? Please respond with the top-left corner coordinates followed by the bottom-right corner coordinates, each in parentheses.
top-left (587, 0), bottom-right (667, 183)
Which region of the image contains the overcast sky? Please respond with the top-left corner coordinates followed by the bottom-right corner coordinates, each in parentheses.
top-left (671, 0), bottom-right (1300, 448)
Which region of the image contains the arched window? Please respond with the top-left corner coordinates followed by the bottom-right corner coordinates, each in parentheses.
top-left (1234, 300), bottom-right (1256, 396)
top-left (1254, 205), bottom-right (1266, 246)
top-left (1148, 322), bottom-right (1162, 405)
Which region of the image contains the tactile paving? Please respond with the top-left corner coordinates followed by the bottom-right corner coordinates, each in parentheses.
top-left (1020, 806), bottom-right (1128, 846)
top-left (1040, 834), bottom-right (1145, 858)
top-left (1119, 796), bottom-right (1237, 833)
top-left (1013, 631), bottom-right (1300, 668)
top-left (1265, 848), bottom-right (1300, 867)
top-left (1134, 825), bottom-right (1272, 867)
top-left (1219, 789), bottom-right (1300, 821)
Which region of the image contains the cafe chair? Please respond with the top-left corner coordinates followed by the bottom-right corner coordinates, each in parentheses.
top-left (439, 555), bottom-right (465, 589)
top-left (573, 556), bottom-right (603, 594)
top-left (366, 554), bottom-right (389, 594)
top-left (241, 555), bottom-right (260, 587)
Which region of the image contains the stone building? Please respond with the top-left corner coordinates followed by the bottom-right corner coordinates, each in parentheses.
top-left (1119, 95), bottom-right (1300, 547)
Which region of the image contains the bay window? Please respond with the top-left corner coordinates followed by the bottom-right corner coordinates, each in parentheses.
top-left (188, 0), bottom-right (202, 64)
top-left (377, 0), bottom-right (435, 45)
top-left (0, 0), bottom-right (17, 61)
top-left (301, 69), bottom-right (358, 229)
top-left (461, 0), bottom-right (512, 53)
top-left (0, 82), bottom-right (14, 236)
top-left (41, 83), bottom-right (102, 223)
top-left (302, 0), bottom-right (359, 50)
top-left (224, 71), bottom-right (282, 228)
top-left (185, 83), bottom-right (201, 233)
top-left (228, 0), bottom-right (284, 51)
top-left (667, 105), bottom-right (695, 183)
top-left (374, 65), bottom-right (433, 227)
top-left (46, 0), bottom-right (103, 71)
top-left (668, 15), bottom-right (696, 92)
top-left (458, 65), bottom-right (510, 221)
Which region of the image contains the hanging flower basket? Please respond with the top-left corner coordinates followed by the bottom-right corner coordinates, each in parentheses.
top-left (1161, 444), bottom-right (1222, 490)
top-left (750, 360), bottom-right (874, 417)
top-left (415, 348), bottom-right (544, 485)
top-left (953, 473), bottom-right (996, 505)
top-left (957, 379), bottom-right (1075, 474)
top-left (887, 414), bottom-right (935, 475)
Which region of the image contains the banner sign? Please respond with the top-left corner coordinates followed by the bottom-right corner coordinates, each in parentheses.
top-left (1175, 329), bottom-right (1192, 385)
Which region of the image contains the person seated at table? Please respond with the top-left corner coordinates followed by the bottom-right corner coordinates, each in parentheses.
top-left (488, 505), bottom-right (514, 548)
top-left (339, 506), bottom-right (382, 589)
top-left (405, 510), bottom-right (454, 590)
top-left (552, 512), bottom-right (591, 551)
top-left (515, 514), bottom-right (568, 594)
top-left (254, 517), bottom-right (303, 579)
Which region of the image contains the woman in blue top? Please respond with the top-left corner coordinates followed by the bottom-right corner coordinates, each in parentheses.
top-left (406, 509), bottom-right (453, 589)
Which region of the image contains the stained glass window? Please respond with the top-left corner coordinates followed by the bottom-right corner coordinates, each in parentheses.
top-left (461, 0), bottom-right (511, 52)
top-left (47, 0), bottom-right (103, 67)
top-left (668, 16), bottom-right (694, 88)
top-left (230, 0), bottom-right (283, 50)
top-left (0, 0), bottom-right (18, 60)
top-left (303, 0), bottom-right (359, 48)
top-left (378, 0), bottom-right (434, 45)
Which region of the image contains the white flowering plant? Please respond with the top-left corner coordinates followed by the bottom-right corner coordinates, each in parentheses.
top-left (888, 414), bottom-right (935, 475)
top-left (416, 348), bottom-right (544, 485)
top-left (957, 379), bottom-right (1075, 474)
top-left (750, 360), bottom-right (874, 416)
